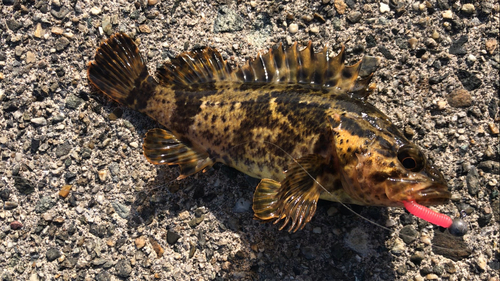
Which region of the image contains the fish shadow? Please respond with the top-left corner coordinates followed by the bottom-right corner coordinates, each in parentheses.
top-left (129, 162), bottom-right (397, 281)
top-left (96, 102), bottom-right (397, 280)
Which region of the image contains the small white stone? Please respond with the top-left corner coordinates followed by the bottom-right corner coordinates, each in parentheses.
top-left (461, 3), bottom-right (475, 13)
top-left (288, 23), bottom-right (299, 34)
top-left (380, 3), bottom-right (390, 13)
top-left (129, 141), bottom-right (138, 148)
top-left (90, 6), bottom-right (102, 16)
top-left (467, 54), bottom-right (477, 62)
top-left (442, 10), bottom-right (453, 19)
top-left (309, 26), bottom-right (320, 33)
top-left (312, 227), bottom-right (322, 234)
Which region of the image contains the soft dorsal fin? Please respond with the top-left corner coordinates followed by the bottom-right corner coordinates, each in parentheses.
top-left (156, 41), bottom-right (379, 98)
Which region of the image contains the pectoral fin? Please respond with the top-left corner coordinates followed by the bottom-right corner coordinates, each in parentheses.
top-left (143, 128), bottom-right (214, 180)
top-left (253, 154), bottom-right (325, 232)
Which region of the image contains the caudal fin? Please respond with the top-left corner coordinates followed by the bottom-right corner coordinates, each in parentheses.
top-left (87, 33), bottom-right (155, 110)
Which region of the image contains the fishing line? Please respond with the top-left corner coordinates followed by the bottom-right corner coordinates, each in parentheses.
top-left (227, 139), bottom-right (466, 246)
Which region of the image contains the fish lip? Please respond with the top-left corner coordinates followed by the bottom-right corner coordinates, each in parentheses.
top-left (414, 183), bottom-right (451, 206)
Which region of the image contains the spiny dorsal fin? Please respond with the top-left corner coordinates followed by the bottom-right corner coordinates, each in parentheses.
top-left (156, 47), bottom-right (233, 86)
top-left (155, 41), bottom-right (379, 98)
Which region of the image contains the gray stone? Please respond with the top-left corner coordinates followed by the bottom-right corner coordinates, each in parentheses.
top-left (167, 230), bottom-right (181, 245)
top-left (115, 259), bottom-right (132, 278)
top-left (399, 225), bottom-right (418, 244)
top-left (6, 19), bottom-right (22, 31)
top-left (466, 167), bottom-right (480, 196)
top-left (108, 162), bottom-right (120, 176)
top-left (14, 176), bottom-right (34, 195)
top-left (214, 6), bottom-right (244, 33)
top-left (55, 141), bottom-right (72, 157)
top-left (50, 7), bottom-right (70, 19)
top-left (233, 198), bottom-right (251, 213)
top-left (111, 201), bottom-right (130, 219)
top-left (478, 160), bottom-right (500, 174)
top-left (359, 56), bottom-right (381, 77)
top-left (46, 247), bottom-right (61, 261)
top-left (300, 246), bottom-right (317, 260)
top-left (35, 196), bottom-right (56, 213)
top-left (65, 94), bottom-right (84, 109)
top-left (95, 270), bottom-right (112, 281)
top-left (347, 11), bottom-right (362, 23)
top-left (55, 37), bottom-right (70, 51)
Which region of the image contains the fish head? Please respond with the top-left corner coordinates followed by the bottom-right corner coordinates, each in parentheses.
top-left (330, 112), bottom-right (450, 207)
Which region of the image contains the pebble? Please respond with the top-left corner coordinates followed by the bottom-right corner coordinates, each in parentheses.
top-left (31, 117), bottom-right (47, 126)
top-left (46, 247), bottom-right (61, 261)
top-left (400, 225), bottom-right (418, 244)
top-left (488, 123), bottom-right (499, 135)
top-left (14, 176), bottom-right (34, 195)
top-left (344, 227), bottom-right (371, 256)
top-left (442, 10), bottom-right (453, 19)
top-left (98, 170), bottom-right (108, 182)
top-left (51, 26), bottom-right (64, 35)
top-left (167, 230), bottom-right (181, 245)
top-left (347, 11), bottom-right (362, 23)
top-left (3, 201), bottom-right (18, 210)
top-left (447, 89), bottom-right (472, 108)
top-left (213, 6), bottom-right (244, 33)
top-left (461, 3), bottom-right (475, 14)
top-left (90, 6), bottom-right (101, 16)
top-left (426, 273), bottom-right (439, 280)
top-left (139, 24), bottom-right (152, 34)
top-left (485, 39), bottom-right (498, 55)
top-left (10, 221), bottom-right (23, 230)
top-left (55, 37), bottom-right (70, 51)
top-left (26, 51), bottom-right (36, 63)
top-left (58, 185), bottom-right (72, 198)
top-left (148, 0), bottom-right (159, 5)
top-left (410, 251), bottom-right (425, 264)
top-left (135, 236), bottom-right (146, 249)
top-left (312, 227), bottom-right (322, 234)
top-left (149, 237), bottom-right (164, 258)
top-left (334, 0), bottom-right (348, 15)
top-left (476, 254), bottom-right (487, 271)
top-left (35, 196), bottom-right (56, 213)
top-left (129, 141), bottom-right (139, 148)
top-left (233, 198), bottom-right (251, 213)
top-left (111, 201), bottom-right (130, 219)
top-left (380, 3), bottom-right (390, 13)
top-left (115, 259), bottom-right (132, 278)
top-left (309, 26), bottom-right (319, 34)
top-left (408, 38), bottom-right (418, 49)
top-left (288, 23), bottom-right (298, 34)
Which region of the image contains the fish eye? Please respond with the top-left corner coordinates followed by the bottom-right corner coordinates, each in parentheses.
top-left (397, 145), bottom-right (425, 172)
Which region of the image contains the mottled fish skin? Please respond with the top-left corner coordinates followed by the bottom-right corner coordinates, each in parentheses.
top-left (88, 33), bottom-right (451, 231)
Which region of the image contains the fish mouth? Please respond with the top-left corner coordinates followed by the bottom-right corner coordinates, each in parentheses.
top-left (414, 183), bottom-right (451, 206)
top-left (385, 178), bottom-right (450, 206)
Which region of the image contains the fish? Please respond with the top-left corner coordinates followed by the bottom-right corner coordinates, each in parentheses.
top-left (87, 33), bottom-right (451, 232)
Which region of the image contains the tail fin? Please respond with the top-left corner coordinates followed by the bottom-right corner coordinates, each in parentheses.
top-left (87, 33), bottom-right (155, 110)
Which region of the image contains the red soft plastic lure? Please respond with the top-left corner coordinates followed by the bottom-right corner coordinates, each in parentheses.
top-left (403, 200), bottom-right (453, 228)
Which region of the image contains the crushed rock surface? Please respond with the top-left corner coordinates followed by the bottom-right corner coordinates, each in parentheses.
top-left (0, 0), bottom-right (499, 280)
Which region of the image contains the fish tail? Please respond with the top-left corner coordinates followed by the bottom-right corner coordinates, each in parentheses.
top-left (87, 33), bottom-right (156, 110)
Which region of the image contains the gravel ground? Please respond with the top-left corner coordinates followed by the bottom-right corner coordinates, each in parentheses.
top-left (1, 0), bottom-right (499, 280)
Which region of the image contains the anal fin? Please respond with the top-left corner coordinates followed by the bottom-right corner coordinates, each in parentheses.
top-left (253, 154), bottom-right (325, 232)
top-left (143, 128), bottom-right (214, 180)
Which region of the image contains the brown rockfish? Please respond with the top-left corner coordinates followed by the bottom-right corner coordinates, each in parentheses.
top-left (88, 33), bottom-right (450, 232)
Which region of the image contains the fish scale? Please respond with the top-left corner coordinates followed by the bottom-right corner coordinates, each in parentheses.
top-left (88, 33), bottom-right (450, 232)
